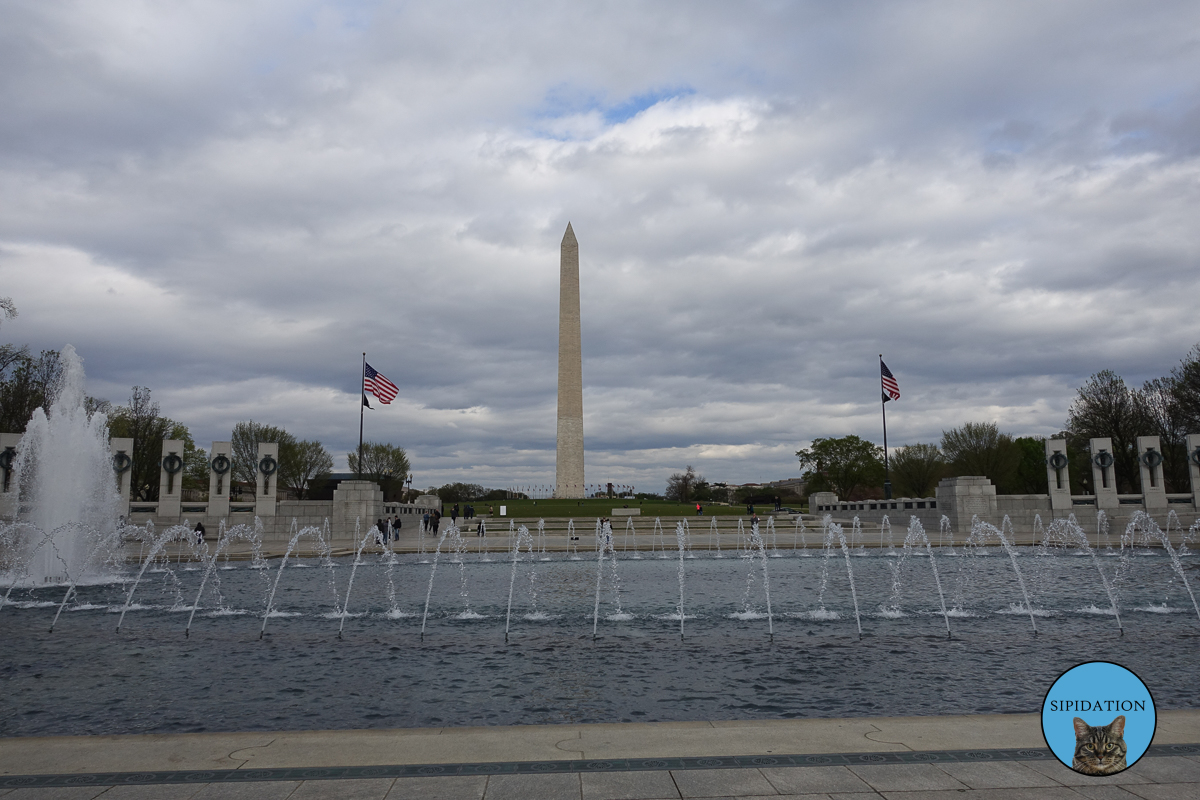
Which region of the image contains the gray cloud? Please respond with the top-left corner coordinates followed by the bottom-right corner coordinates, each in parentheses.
top-left (2, 1), bottom-right (1200, 492)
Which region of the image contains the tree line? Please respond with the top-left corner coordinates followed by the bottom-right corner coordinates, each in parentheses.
top-left (1, 301), bottom-right (410, 503)
top-left (795, 344), bottom-right (1200, 500)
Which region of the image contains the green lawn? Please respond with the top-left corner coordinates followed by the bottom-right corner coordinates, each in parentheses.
top-left (457, 498), bottom-right (803, 519)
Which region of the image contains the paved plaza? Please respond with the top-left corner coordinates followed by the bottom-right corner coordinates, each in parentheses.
top-left (2, 712), bottom-right (1197, 800)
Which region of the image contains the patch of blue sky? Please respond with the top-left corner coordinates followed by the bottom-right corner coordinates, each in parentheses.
top-left (528, 84), bottom-right (695, 140)
top-left (603, 87), bottom-right (695, 124)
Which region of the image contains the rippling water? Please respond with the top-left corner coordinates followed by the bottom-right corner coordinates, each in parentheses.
top-left (1, 548), bottom-right (1197, 736)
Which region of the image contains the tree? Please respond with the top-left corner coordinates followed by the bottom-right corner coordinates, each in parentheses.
top-left (347, 441), bottom-right (410, 501)
top-left (1171, 344), bottom-right (1200, 433)
top-left (436, 483), bottom-right (488, 503)
top-left (1011, 436), bottom-right (1049, 494)
top-left (796, 435), bottom-right (885, 499)
top-left (889, 443), bottom-right (944, 498)
top-left (1065, 371), bottom-right (1143, 492)
top-left (286, 440), bottom-right (334, 500)
top-left (665, 465), bottom-right (702, 502)
top-left (0, 349), bottom-right (62, 433)
top-left (940, 422), bottom-right (1023, 492)
top-left (1134, 376), bottom-right (1189, 492)
top-left (231, 421), bottom-right (333, 499)
top-left (108, 387), bottom-right (203, 500)
top-left (231, 421), bottom-right (294, 487)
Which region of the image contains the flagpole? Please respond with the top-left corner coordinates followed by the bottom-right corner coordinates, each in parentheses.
top-left (880, 354), bottom-right (892, 500)
top-left (359, 352), bottom-right (366, 477)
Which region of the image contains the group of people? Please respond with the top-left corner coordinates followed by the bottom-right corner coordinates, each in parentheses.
top-left (447, 503), bottom-right (480, 522)
top-left (373, 516), bottom-right (403, 545)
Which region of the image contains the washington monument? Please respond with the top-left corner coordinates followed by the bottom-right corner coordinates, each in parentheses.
top-left (555, 222), bottom-right (584, 498)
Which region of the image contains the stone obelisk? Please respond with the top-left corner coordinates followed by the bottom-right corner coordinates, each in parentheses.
top-left (555, 222), bottom-right (585, 498)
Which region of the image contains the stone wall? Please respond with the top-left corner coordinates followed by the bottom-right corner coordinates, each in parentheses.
top-left (809, 434), bottom-right (1200, 537)
top-left (811, 475), bottom-right (1199, 538)
top-left (126, 485), bottom-right (438, 544)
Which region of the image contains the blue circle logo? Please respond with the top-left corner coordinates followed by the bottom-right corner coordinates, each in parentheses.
top-left (1042, 661), bottom-right (1155, 776)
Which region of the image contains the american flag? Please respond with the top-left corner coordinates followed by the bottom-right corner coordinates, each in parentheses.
top-left (880, 360), bottom-right (901, 402)
top-left (364, 362), bottom-right (399, 404)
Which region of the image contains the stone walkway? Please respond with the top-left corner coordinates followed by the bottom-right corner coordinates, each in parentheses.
top-left (2, 712), bottom-right (1197, 800)
top-left (3, 753), bottom-right (1199, 800)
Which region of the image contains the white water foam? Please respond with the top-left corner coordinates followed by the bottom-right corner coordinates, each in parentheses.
top-left (1076, 604), bottom-right (1118, 615)
top-left (997, 603), bottom-right (1055, 617)
top-left (451, 610), bottom-right (488, 620)
top-left (1134, 604), bottom-right (1184, 614)
top-left (786, 609), bottom-right (841, 620)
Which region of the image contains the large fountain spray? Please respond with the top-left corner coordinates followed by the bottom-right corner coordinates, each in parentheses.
top-left (10, 345), bottom-right (120, 584)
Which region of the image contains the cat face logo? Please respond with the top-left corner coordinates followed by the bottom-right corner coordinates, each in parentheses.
top-left (1041, 662), bottom-right (1155, 777)
top-left (1072, 715), bottom-right (1127, 775)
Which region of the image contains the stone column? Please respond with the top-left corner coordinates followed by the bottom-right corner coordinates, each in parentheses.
top-left (1088, 437), bottom-right (1119, 510)
top-left (554, 222), bottom-right (585, 498)
top-left (808, 491), bottom-right (838, 513)
top-left (935, 476), bottom-right (997, 536)
top-left (158, 439), bottom-right (184, 519)
top-left (208, 441), bottom-right (232, 519)
top-left (110, 437), bottom-right (133, 520)
top-left (255, 442), bottom-right (279, 518)
top-left (1044, 438), bottom-right (1071, 512)
top-left (0, 432), bottom-right (21, 519)
top-left (1135, 435), bottom-right (1167, 511)
top-left (332, 480), bottom-right (383, 542)
top-left (1186, 433), bottom-right (1200, 510)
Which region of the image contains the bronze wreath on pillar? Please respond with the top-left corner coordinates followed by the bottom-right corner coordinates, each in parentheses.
top-left (258, 455), bottom-right (278, 497)
top-left (1048, 452), bottom-right (1069, 471)
top-left (1141, 449), bottom-right (1163, 469)
top-left (112, 451), bottom-right (132, 474)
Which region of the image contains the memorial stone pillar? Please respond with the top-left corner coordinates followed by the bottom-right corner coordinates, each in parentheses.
top-left (1088, 437), bottom-right (1119, 510)
top-left (255, 442), bottom-right (279, 518)
top-left (1186, 433), bottom-right (1200, 510)
top-left (0, 432), bottom-right (21, 518)
top-left (332, 480), bottom-right (383, 542)
top-left (158, 439), bottom-right (184, 519)
top-left (1044, 438), bottom-right (1071, 512)
top-left (1136, 435), bottom-right (1167, 511)
top-left (935, 476), bottom-right (997, 538)
top-left (208, 441), bottom-right (232, 519)
top-left (110, 437), bottom-right (133, 520)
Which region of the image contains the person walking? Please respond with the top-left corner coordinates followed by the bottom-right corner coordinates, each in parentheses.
top-left (696, 503), bottom-right (702, 516)
top-left (451, 504), bottom-right (459, 524)
top-left (422, 511), bottom-right (430, 534)
top-left (431, 509), bottom-right (442, 537)
top-left (194, 521), bottom-right (206, 544)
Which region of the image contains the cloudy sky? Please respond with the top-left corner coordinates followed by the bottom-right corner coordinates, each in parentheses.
top-left (3, 1), bottom-right (1199, 494)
